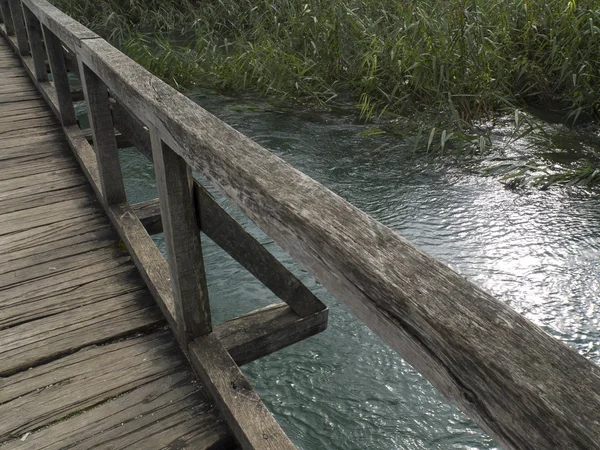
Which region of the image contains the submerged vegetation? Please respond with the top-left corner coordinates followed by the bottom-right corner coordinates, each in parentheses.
top-left (51, 0), bottom-right (600, 186)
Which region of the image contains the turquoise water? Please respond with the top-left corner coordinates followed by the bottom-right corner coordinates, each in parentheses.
top-left (116, 94), bottom-right (600, 450)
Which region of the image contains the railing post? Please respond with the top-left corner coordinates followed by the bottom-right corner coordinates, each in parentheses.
top-left (7, 0), bottom-right (28, 55)
top-left (150, 127), bottom-right (212, 344)
top-left (0, 0), bottom-right (14, 36)
top-left (42, 26), bottom-right (76, 126)
top-left (22, 5), bottom-right (47, 81)
top-left (79, 60), bottom-right (126, 206)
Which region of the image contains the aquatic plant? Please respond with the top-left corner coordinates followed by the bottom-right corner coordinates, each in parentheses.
top-left (49, 0), bottom-right (600, 184)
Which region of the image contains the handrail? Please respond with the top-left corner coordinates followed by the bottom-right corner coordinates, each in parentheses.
top-left (2, 0), bottom-right (600, 448)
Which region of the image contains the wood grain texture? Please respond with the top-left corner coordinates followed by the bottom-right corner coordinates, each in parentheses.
top-left (189, 333), bottom-right (297, 450)
top-left (0, 34), bottom-right (237, 450)
top-left (41, 25), bottom-right (75, 125)
top-left (22, 5), bottom-right (46, 81)
top-left (214, 302), bottom-right (328, 366)
top-left (73, 27), bottom-right (600, 450)
top-left (0, 333), bottom-right (234, 449)
top-left (79, 59), bottom-right (126, 205)
top-left (6, 0), bottom-right (27, 55)
top-left (0, 0), bottom-right (15, 35)
top-left (113, 100), bottom-right (324, 317)
top-left (151, 127), bottom-right (211, 341)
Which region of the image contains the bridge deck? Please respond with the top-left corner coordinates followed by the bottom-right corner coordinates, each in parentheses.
top-left (0, 37), bottom-right (235, 449)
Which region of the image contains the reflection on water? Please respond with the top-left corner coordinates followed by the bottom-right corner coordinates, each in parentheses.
top-left (119, 93), bottom-right (600, 450)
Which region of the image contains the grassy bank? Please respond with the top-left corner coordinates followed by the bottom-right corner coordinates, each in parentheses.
top-left (50, 0), bottom-right (600, 185)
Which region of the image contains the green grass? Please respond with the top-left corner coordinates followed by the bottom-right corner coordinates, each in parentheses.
top-left (50, 0), bottom-right (600, 185)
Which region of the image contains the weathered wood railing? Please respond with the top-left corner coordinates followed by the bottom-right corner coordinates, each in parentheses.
top-left (2, 1), bottom-right (600, 449)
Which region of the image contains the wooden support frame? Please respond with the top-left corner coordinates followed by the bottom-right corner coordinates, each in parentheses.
top-left (8, 1), bottom-right (600, 449)
top-left (79, 60), bottom-right (126, 206)
top-left (111, 100), bottom-right (325, 318)
top-left (150, 127), bottom-right (212, 343)
top-left (7, 0), bottom-right (27, 54)
top-left (22, 3), bottom-right (46, 81)
top-left (0, 0), bottom-right (14, 36)
top-left (42, 25), bottom-right (75, 126)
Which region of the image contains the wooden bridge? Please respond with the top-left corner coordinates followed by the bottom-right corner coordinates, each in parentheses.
top-left (0, 0), bottom-right (599, 449)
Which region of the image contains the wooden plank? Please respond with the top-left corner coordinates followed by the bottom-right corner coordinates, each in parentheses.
top-left (23, 5), bottom-right (48, 82)
top-left (0, 258), bottom-right (135, 326)
top-left (0, 197), bottom-right (100, 236)
top-left (6, 0), bottom-right (27, 54)
top-left (0, 167), bottom-right (86, 201)
top-left (0, 332), bottom-right (230, 448)
top-left (151, 127), bottom-right (211, 342)
top-left (0, 231), bottom-right (117, 287)
top-left (79, 59), bottom-right (126, 205)
top-left (0, 0), bottom-right (14, 36)
top-left (76, 32), bottom-right (600, 450)
top-left (113, 101), bottom-right (323, 317)
top-left (1, 357), bottom-right (233, 449)
top-left (0, 184), bottom-right (91, 215)
top-left (41, 25), bottom-right (75, 125)
top-left (0, 154), bottom-right (75, 180)
top-left (214, 302), bottom-right (328, 366)
top-left (0, 268), bottom-right (144, 328)
top-left (0, 213), bottom-right (108, 254)
top-left (0, 289), bottom-right (163, 376)
top-left (21, 0), bottom-right (98, 51)
top-left (189, 333), bottom-right (296, 450)
top-left (107, 202), bottom-right (177, 331)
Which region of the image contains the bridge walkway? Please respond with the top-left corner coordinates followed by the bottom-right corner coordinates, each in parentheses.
top-left (0, 36), bottom-right (236, 450)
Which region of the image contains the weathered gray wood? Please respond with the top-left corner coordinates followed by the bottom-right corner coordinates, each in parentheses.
top-left (0, 184), bottom-right (90, 215)
top-left (0, 197), bottom-right (99, 236)
top-left (7, 0), bottom-right (27, 55)
top-left (0, 268), bottom-right (143, 328)
top-left (108, 202), bottom-right (178, 331)
top-left (112, 100), bottom-right (324, 317)
top-left (0, 332), bottom-right (181, 440)
top-left (79, 60), bottom-right (126, 205)
top-left (41, 25), bottom-right (75, 125)
top-left (83, 128), bottom-right (132, 148)
top-left (74, 32), bottom-right (600, 450)
top-left (0, 0), bottom-right (15, 36)
top-left (1, 363), bottom-right (233, 449)
top-left (189, 333), bottom-right (296, 450)
top-left (21, 0), bottom-right (98, 51)
top-left (0, 234), bottom-right (118, 287)
top-left (0, 213), bottom-right (108, 254)
top-left (214, 302), bottom-right (328, 366)
top-left (151, 127), bottom-right (211, 342)
top-left (22, 4), bottom-right (46, 80)
top-left (0, 289), bottom-right (163, 376)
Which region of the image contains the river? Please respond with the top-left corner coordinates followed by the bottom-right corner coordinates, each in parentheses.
top-left (115, 92), bottom-right (600, 450)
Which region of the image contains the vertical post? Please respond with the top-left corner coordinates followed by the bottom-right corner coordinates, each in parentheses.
top-left (7, 0), bottom-right (28, 55)
top-left (22, 6), bottom-right (47, 81)
top-left (79, 60), bottom-right (126, 206)
top-left (42, 26), bottom-right (76, 126)
top-left (0, 0), bottom-right (14, 36)
top-left (150, 127), bottom-right (212, 344)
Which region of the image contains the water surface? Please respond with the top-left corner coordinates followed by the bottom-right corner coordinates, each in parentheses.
top-left (118, 93), bottom-right (600, 450)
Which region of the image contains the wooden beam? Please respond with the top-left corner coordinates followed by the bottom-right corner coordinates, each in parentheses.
top-left (76, 33), bottom-right (600, 450)
top-left (151, 127), bottom-right (212, 342)
top-left (22, 4), bottom-right (46, 81)
top-left (189, 333), bottom-right (297, 450)
top-left (214, 302), bottom-right (327, 366)
top-left (113, 100), bottom-right (324, 317)
top-left (79, 59), bottom-right (126, 206)
top-left (42, 25), bottom-right (75, 126)
top-left (83, 129), bottom-right (132, 148)
top-left (7, 0), bottom-right (28, 55)
top-left (0, 0), bottom-right (14, 36)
